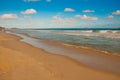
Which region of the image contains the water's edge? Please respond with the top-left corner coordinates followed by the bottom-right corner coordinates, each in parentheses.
top-left (9, 29), bottom-right (120, 55)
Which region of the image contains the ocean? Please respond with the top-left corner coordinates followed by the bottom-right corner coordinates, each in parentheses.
top-left (10, 29), bottom-right (120, 55)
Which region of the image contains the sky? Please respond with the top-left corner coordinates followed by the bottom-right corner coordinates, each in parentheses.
top-left (0, 0), bottom-right (120, 28)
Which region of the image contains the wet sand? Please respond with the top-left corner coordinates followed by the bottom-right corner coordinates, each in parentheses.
top-left (0, 32), bottom-right (120, 80)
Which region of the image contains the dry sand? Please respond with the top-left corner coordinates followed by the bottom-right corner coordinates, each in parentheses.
top-left (0, 32), bottom-right (120, 80)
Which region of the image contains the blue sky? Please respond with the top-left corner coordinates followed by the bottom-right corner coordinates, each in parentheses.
top-left (0, 0), bottom-right (120, 28)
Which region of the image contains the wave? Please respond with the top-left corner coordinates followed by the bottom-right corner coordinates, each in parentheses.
top-left (52, 30), bottom-right (120, 39)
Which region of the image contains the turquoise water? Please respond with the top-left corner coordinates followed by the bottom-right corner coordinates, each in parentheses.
top-left (10, 29), bottom-right (120, 54)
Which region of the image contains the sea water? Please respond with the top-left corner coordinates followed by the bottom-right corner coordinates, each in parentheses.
top-left (10, 29), bottom-right (120, 55)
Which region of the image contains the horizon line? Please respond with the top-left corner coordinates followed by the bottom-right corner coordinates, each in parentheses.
top-left (21, 27), bottom-right (120, 30)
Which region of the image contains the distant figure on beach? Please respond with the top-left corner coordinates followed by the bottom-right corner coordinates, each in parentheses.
top-left (0, 27), bottom-right (5, 32)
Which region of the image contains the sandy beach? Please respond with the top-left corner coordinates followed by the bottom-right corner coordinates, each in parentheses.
top-left (0, 32), bottom-right (120, 80)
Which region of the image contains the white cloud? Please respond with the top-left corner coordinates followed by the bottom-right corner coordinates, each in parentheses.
top-left (64, 8), bottom-right (75, 12)
top-left (0, 14), bottom-right (18, 19)
top-left (21, 9), bottom-right (37, 14)
top-left (107, 15), bottom-right (114, 19)
top-left (83, 10), bottom-right (95, 13)
top-left (23, 0), bottom-right (40, 2)
top-left (53, 15), bottom-right (76, 23)
top-left (76, 15), bottom-right (98, 20)
top-left (112, 10), bottom-right (120, 15)
top-left (46, 0), bottom-right (52, 2)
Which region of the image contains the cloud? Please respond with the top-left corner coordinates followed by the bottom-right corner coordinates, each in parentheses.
top-left (76, 15), bottom-right (98, 20)
top-left (46, 0), bottom-right (52, 2)
top-left (23, 0), bottom-right (40, 2)
top-left (83, 10), bottom-right (95, 13)
top-left (107, 15), bottom-right (114, 19)
top-left (53, 15), bottom-right (76, 23)
top-left (112, 10), bottom-right (120, 15)
top-left (53, 15), bottom-right (65, 23)
top-left (21, 9), bottom-right (37, 14)
top-left (64, 8), bottom-right (75, 12)
top-left (0, 14), bottom-right (18, 19)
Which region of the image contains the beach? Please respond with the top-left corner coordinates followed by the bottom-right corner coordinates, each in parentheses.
top-left (0, 31), bottom-right (120, 80)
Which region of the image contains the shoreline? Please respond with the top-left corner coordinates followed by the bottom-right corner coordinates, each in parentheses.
top-left (8, 31), bottom-right (120, 74)
top-left (10, 29), bottom-right (120, 55)
top-left (8, 30), bottom-right (120, 56)
top-left (0, 32), bottom-right (120, 80)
